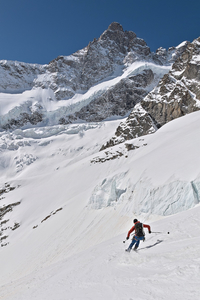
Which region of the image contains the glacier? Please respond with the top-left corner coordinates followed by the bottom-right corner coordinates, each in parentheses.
top-left (0, 61), bottom-right (171, 129)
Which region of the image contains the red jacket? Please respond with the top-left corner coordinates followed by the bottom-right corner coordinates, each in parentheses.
top-left (127, 221), bottom-right (151, 238)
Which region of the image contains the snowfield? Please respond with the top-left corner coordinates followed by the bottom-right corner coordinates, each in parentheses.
top-left (0, 109), bottom-right (200, 299)
top-left (2, 206), bottom-right (200, 300)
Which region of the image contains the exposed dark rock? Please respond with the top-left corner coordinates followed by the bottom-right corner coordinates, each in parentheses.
top-left (140, 38), bottom-right (200, 127)
top-left (0, 184), bottom-right (16, 197)
top-left (0, 201), bottom-right (21, 221)
top-left (12, 222), bottom-right (20, 231)
top-left (70, 69), bottom-right (154, 122)
top-left (2, 111), bottom-right (43, 130)
top-left (100, 103), bottom-right (157, 150)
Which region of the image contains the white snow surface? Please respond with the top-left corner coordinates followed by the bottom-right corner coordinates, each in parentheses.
top-left (0, 106), bottom-right (200, 299)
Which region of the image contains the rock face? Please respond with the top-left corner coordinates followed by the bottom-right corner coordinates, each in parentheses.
top-left (61, 69), bottom-right (155, 123)
top-left (142, 39), bottom-right (200, 126)
top-left (100, 103), bottom-right (157, 150)
top-left (101, 38), bottom-right (200, 149)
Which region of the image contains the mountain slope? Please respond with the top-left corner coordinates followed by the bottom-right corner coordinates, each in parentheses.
top-left (1, 205), bottom-right (200, 300)
top-left (0, 110), bottom-right (200, 299)
top-left (104, 38), bottom-right (200, 148)
top-left (0, 22), bottom-right (154, 97)
top-left (0, 22), bottom-right (186, 130)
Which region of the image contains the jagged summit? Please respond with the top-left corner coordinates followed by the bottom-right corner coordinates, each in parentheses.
top-left (107, 22), bottom-right (124, 31)
top-left (98, 22), bottom-right (148, 57)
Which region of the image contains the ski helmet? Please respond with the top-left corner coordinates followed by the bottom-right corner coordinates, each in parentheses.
top-left (133, 219), bottom-right (138, 223)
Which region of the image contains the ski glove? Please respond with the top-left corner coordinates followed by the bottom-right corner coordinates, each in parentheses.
top-left (149, 230), bottom-right (151, 234)
top-left (126, 237), bottom-right (129, 240)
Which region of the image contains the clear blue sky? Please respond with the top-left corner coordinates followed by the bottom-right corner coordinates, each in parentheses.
top-left (0, 0), bottom-right (200, 64)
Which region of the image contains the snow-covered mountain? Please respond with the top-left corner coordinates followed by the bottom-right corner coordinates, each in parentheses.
top-left (0, 22), bottom-right (190, 131)
top-left (1, 22), bottom-right (200, 300)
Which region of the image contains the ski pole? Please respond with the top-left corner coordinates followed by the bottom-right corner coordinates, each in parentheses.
top-left (151, 231), bottom-right (170, 234)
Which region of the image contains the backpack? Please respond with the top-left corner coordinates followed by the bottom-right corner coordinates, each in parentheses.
top-left (135, 222), bottom-right (145, 237)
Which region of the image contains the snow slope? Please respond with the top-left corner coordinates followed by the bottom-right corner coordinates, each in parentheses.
top-left (0, 110), bottom-right (200, 299)
top-left (2, 206), bottom-right (200, 300)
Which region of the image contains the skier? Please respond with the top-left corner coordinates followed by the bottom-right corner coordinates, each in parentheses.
top-left (125, 219), bottom-right (151, 252)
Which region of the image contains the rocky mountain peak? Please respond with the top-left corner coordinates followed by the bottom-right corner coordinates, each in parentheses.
top-left (1, 23), bottom-right (200, 134)
top-left (35, 22), bottom-right (153, 101)
top-left (99, 22), bottom-right (146, 56)
top-left (107, 22), bottom-right (124, 32)
top-left (0, 22), bottom-right (155, 102)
